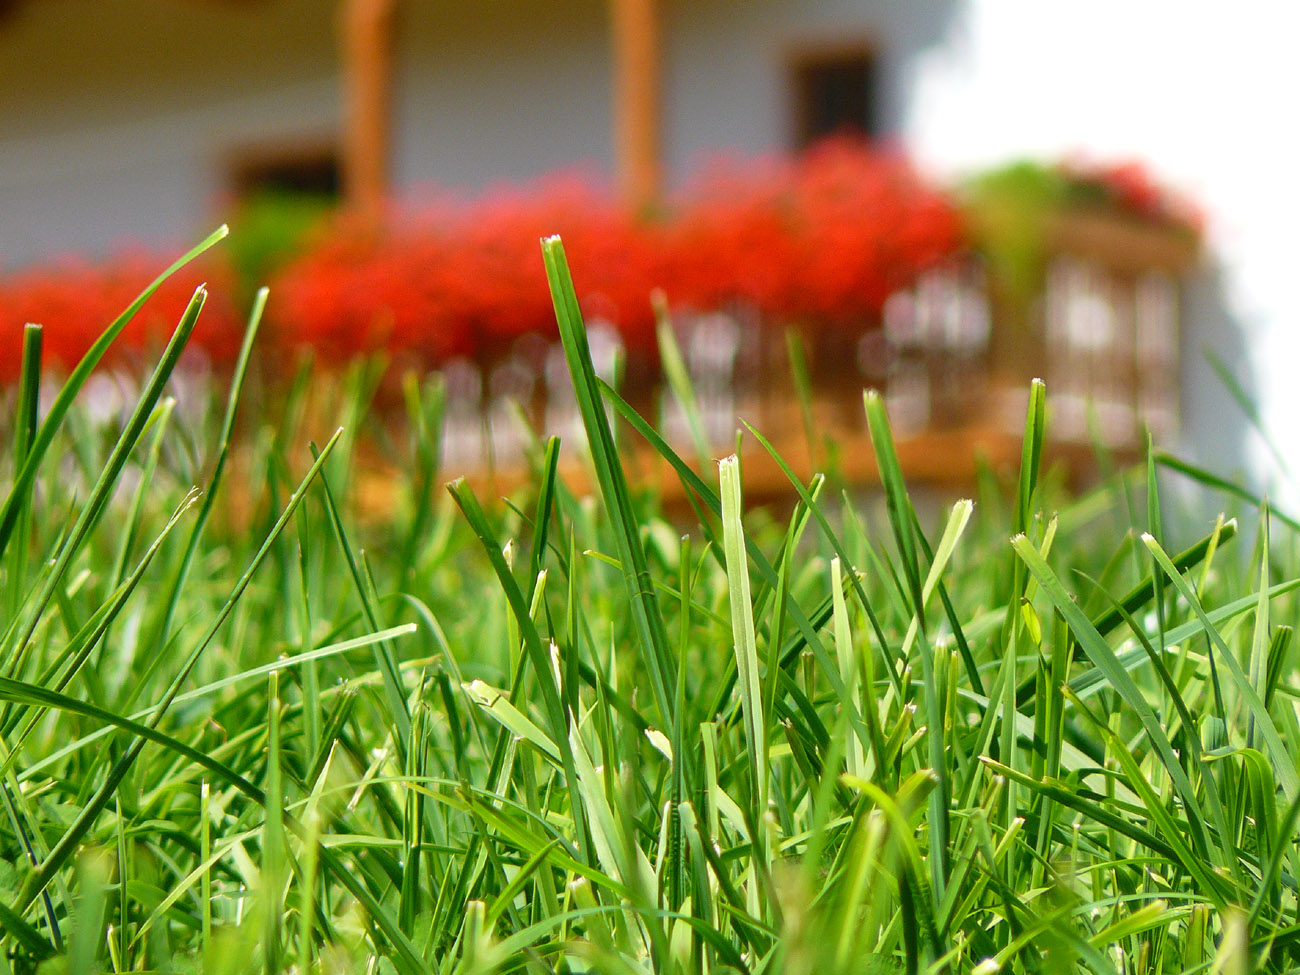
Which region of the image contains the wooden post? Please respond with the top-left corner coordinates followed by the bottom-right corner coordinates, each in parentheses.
top-left (610, 0), bottom-right (662, 204)
top-left (340, 0), bottom-right (395, 221)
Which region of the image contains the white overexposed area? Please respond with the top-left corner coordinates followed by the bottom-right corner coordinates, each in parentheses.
top-left (901, 0), bottom-right (1300, 498)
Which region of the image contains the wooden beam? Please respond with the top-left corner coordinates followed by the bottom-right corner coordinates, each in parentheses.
top-left (340, 0), bottom-right (395, 221)
top-left (610, 0), bottom-right (662, 203)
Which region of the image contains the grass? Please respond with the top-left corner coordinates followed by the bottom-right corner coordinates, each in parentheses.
top-left (0, 230), bottom-right (1297, 974)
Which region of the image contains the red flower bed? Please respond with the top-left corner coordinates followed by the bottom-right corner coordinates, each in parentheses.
top-left (270, 138), bottom-right (964, 369)
top-left (662, 139), bottom-right (963, 331)
top-left (786, 137), bottom-right (963, 328)
top-left (268, 205), bottom-right (476, 366)
top-left (1, 144), bottom-right (1205, 389)
top-left (661, 153), bottom-right (798, 317)
top-left (0, 251), bottom-right (241, 383)
top-left (3, 140), bottom-right (1084, 383)
top-left (271, 175), bottom-right (665, 370)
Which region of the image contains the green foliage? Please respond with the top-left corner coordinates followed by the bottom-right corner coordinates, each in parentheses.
top-left (224, 190), bottom-right (335, 301)
top-left (1, 233), bottom-right (1299, 974)
top-left (960, 161), bottom-right (1069, 304)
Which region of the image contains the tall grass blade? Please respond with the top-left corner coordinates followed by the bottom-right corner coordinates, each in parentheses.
top-left (1142, 531), bottom-right (1300, 800)
top-left (719, 455), bottom-right (768, 845)
top-left (8, 286), bottom-right (209, 676)
top-left (654, 294), bottom-right (712, 469)
top-left (0, 226), bottom-right (228, 559)
top-left (5, 325), bottom-right (43, 621)
top-left (1012, 534), bottom-right (1220, 863)
top-left (540, 235), bottom-right (677, 730)
top-left (155, 285), bottom-right (267, 645)
top-left (863, 390), bottom-right (949, 905)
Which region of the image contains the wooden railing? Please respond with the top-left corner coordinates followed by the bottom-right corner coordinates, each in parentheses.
top-left (395, 208), bottom-right (1199, 502)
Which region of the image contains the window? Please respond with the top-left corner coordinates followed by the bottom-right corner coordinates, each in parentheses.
top-left (221, 139), bottom-right (341, 286)
top-left (791, 47), bottom-right (878, 149)
top-left (227, 140), bottom-right (342, 200)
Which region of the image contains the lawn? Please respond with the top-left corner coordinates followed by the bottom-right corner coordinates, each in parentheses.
top-left (0, 230), bottom-right (1291, 974)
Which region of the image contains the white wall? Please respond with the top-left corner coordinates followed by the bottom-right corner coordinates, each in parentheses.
top-left (901, 0), bottom-right (1298, 496)
top-left (393, 0), bottom-right (614, 193)
top-left (0, 0), bottom-right (623, 264)
top-left (1, 0), bottom-right (952, 264)
top-left (662, 0), bottom-right (958, 182)
top-left (0, 0), bottom-right (340, 264)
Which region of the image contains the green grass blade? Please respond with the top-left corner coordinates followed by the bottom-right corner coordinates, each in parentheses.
top-left (1204, 345), bottom-right (1293, 481)
top-left (309, 441), bottom-right (413, 756)
top-left (8, 286), bottom-right (209, 676)
top-left (862, 390), bottom-right (951, 907)
top-left (1011, 533), bottom-right (1218, 863)
top-left (1015, 378), bottom-right (1047, 538)
top-left (654, 294), bottom-right (712, 469)
top-left (263, 672), bottom-right (286, 975)
top-left (1142, 531), bottom-right (1300, 801)
top-left (0, 226), bottom-right (228, 560)
top-left (719, 456), bottom-right (768, 844)
top-left (5, 324), bottom-right (43, 621)
top-left (541, 235), bottom-right (677, 731)
top-left (1156, 452), bottom-right (1300, 533)
top-left (154, 285), bottom-right (267, 645)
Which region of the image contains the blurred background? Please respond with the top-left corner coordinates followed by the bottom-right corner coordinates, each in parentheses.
top-left (0, 0), bottom-right (1286, 507)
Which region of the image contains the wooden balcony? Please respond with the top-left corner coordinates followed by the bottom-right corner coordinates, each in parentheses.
top-left (350, 206), bottom-right (1200, 511)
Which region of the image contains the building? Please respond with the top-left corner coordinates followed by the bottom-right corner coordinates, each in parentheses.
top-left (3, 0), bottom-right (1265, 503)
top-left (0, 0), bottom-right (959, 264)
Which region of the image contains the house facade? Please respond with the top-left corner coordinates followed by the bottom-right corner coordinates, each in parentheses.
top-left (5, 0), bottom-right (1268, 504)
top-left (0, 0), bottom-right (958, 266)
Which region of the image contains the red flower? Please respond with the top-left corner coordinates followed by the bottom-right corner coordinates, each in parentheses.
top-left (5, 138), bottom-right (972, 384)
top-left (1, 250), bottom-right (241, 382)
top-left (1058, 156), bottom-right (1203, 233)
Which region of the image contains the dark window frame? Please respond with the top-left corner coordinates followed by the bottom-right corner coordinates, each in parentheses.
top-left (788, 42), bottom-right (879, 149)
top-left (224, 136), bottom-right (343, 201)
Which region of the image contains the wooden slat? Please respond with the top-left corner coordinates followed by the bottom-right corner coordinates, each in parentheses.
top-left (1045, 209), bottom-right (1200, 274)
top-left (610, 0), bottom-right (662, 203)
top-left (340, 0), bottom-right (395, 221)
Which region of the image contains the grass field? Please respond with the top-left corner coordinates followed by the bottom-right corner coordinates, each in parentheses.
top-left (0, 229), bottom-right (1296, 974)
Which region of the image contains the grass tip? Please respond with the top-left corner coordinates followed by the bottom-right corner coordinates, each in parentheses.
top-left (645, 729), bottom-right (673, 761)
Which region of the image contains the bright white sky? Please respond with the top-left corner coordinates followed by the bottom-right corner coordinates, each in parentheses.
top-left (902, 0), bottom-right (1300, 493)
